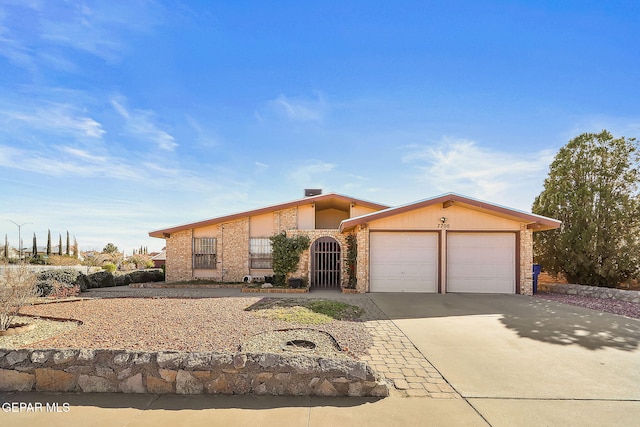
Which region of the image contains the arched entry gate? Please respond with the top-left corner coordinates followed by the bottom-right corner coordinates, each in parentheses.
top-left (311, 237), bottom-right (341, 289)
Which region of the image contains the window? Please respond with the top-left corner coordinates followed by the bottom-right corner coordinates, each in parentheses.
top-left (193, 238), bottom-right (217, 269)
top-left (250, 237), bottom-right (272, 269)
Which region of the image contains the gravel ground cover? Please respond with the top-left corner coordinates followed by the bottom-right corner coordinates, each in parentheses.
top-left (15, 297), bottom-right (373, 356)
top-left (0, 316), bottom-right (79, 349)
top-left (534, 292), bottom-right (640, 319)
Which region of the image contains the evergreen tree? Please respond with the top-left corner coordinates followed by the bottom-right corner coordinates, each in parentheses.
top-left (73, 237), bottom-right (79, 259)
top-left (532, 130), bottom-right (640, 286)
top-left (65, 231), bottom-right (70, 256)
top-left (58, 235), bottom-right (62, 256)
top-left (46, 229), bottom-right (51, 256)
top-left (3, 234), bottom-right (7, 259)
top-left (32, 233), bottom-right (37, 256)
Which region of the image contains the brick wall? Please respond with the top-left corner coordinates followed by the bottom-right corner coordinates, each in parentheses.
top-left (355, 225), bottom-right (369, 293)
top-left (519, 228), bottom-right (534, 295)
top-left (220, 218), bottom-right (250, 282)
top-left (287, 230), bottom-right (348, 288)
top-left (166, 229), bottom-right (193, 282)
top-left (273, 207), bottom-right (298, 232)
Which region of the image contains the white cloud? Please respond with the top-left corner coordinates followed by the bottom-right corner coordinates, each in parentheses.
top-left (266, 92), bottom-right (327, 122)
top-left (111, 97), bottom-right (178, 151)
top-left (402, 138), bottom-right (555, 210)
top-left (287, 160), bottom-right (337, 188)
top-left (186, 115), bottom-right (220, 148)
top-left (0, 103), bottom-right (105, 139)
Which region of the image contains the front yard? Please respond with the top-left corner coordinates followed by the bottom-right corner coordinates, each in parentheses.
top-left (7, 297), bottom-right (374, 355)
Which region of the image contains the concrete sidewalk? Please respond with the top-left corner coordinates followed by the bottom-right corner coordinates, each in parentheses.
top-left (0, 392), bottom-right (489, 427)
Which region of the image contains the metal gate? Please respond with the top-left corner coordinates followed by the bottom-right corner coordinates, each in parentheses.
top-left (311, 237), bottom-right (341, 289)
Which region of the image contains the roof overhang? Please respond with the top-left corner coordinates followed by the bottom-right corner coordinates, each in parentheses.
top-left (149, 193), bottom-right (389, 238)
top-left (339, 193), bottom-right (561, 232)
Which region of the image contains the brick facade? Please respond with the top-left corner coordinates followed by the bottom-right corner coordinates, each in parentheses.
top-left (159, 195), bottom-right (549, 294)
top-left (220, 218), bottom-right (250, 282)
top-left (165, 229), bottom-right (193, 282)
top-left (287, 229), bottom-right (348, 288)
top-left (519, 227), bottom-right (534, 295)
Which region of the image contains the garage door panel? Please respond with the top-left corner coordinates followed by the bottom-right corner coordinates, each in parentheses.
top-left (370, 232), bottom-right (438, 293)
top-left (447, 233), bottom-right (515, 294)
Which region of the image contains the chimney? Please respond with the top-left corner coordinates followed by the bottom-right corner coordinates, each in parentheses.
top-left (304, 189), bottom-right (322, 197)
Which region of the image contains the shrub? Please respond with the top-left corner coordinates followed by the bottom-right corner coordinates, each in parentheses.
top-left (102, 263), bottom-right (117, 273)
top-left (269, 232), bottom-right (310, 284)
top-left (35, 269), bottom-right (81, 297)
top-left (79, 271), bottom-right (115, 289)
top-left (0, 264), bottom-right (38, 331)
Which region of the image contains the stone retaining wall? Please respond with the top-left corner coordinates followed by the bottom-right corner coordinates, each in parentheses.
top-left (0, 348), bottom-right (388, 397)
top-left (544, 283), bottom-right (640, 303)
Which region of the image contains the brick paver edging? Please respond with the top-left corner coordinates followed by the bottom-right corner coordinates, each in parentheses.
top-left (359, 297), bottom-right (460, 399)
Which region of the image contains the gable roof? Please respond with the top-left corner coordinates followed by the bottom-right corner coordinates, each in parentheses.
top-left (149, 193), bottom-right (389, 238)
top-left (339, 193), bottom-right (561, 232)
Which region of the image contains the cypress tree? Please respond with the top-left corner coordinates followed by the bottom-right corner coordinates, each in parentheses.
top-left (4, 234), bottom-right (8, 259)
top-left (58, 235), bottom-right (62, 256)
top-left (73, 237), bottom-right (79, 259)
top-left (46, 229), bottom-right (51, 256)
top-left (32, 233), bottom-right (37, 256)
top-left (66, 231), bottom-right (70, 256)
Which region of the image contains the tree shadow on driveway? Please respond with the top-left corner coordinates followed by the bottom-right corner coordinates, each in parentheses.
top-left (501, 297), bottom-right (640, 351)
top-left (366, 293), bottom-right (640, 352)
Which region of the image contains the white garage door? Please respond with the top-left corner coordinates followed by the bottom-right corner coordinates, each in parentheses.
top-left (447, 233), bottom-right (515, 293)
top-left (370, 232), bottom-right (438, 292)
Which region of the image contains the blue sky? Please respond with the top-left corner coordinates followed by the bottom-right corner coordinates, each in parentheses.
top-left (1, 0), bottom-right (638, 254)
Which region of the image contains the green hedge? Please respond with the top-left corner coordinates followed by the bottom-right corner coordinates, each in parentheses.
top-left (37, 268), bottom-right (165, 295)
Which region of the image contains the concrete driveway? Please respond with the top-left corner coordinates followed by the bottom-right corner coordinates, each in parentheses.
top-left (368, 293), bottom-right (640, 427)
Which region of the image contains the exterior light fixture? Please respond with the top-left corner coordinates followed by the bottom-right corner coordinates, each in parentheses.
top-left (440, 217), bottom-right (447, 223)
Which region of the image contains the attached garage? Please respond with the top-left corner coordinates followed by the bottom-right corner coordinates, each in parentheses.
top-left (446, 232), bottom-right (516, 294)
top-left (369, 232), bottom-right (438, 292)
top-left (340, 193), bottom-right (561, 295)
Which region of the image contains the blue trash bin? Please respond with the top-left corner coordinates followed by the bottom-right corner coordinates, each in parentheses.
top-left (532, 264), bottom-right (542, 294)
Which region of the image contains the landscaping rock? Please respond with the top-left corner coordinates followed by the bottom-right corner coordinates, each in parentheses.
top-left (35, 368), bottom-right (76, 392)
top-left (119, 373), bottom-right (145, 393)
top-left (78, 374), bottom-right (117, 393)
top-left (31, 351), bottom-right (51, 364)
top-left (147, 376), bottom-right (173, 394)
top-left (176, 370), bottom-right (203, 394)
top-left (0, 369), bottom-right (35, 391)
top-left (7, 351), bottom-right (28, 366)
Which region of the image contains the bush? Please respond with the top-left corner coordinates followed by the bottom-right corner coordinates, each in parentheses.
top-left (78, 271), bottom-right (115, 289)
top-left (1, 264), bottom-right (38, 330)
top-left (102, 263), bottom-right (117, 273)
top-left (35, 269), bottom-right (81, 297)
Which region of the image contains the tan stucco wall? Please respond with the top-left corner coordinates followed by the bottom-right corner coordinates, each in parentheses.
top-left (316, 208), bottom-right (349, 229)
top-left (355, 205), bottom-right (535, 294)
top-left (249, 212), bottom-right (274, 237)
top-left (368, 204), bottom-right (521, 231)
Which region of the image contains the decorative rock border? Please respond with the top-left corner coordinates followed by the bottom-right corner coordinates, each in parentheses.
top-left (544, 283), bottom-right (640, 304)
top-left (130, 283), bottom-right (243, 289)
top-left (0, 348), bottom-right (387, 397)
top-left (241, 287), bottom-right (310, 294)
